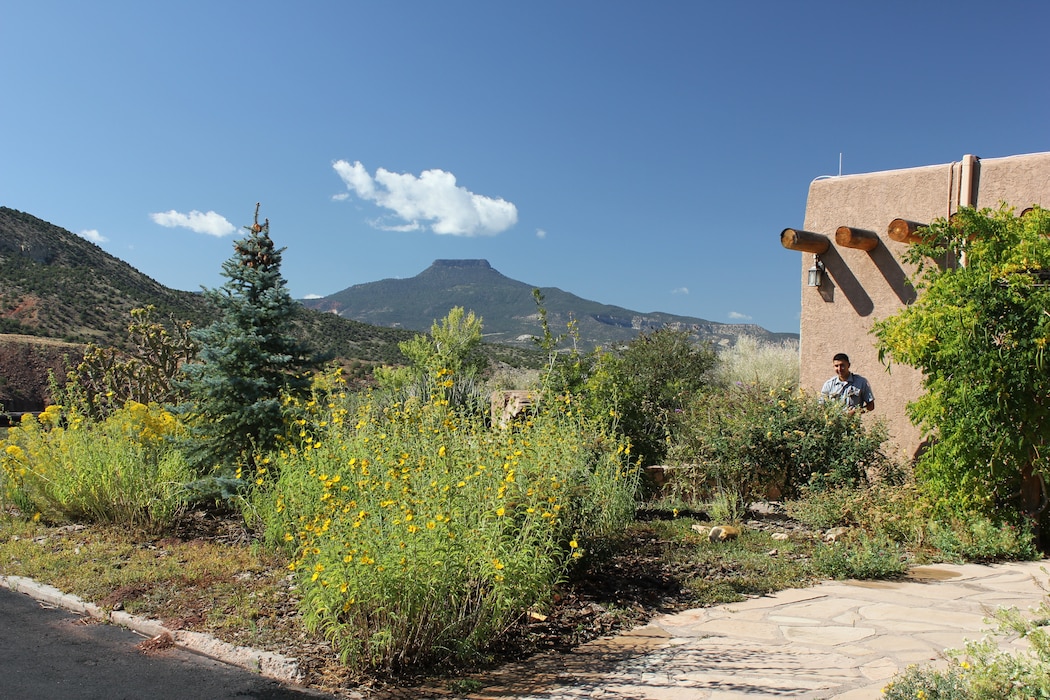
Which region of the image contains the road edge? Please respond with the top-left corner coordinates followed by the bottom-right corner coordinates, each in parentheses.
top-left (0, 574), bottom-right (303, 684)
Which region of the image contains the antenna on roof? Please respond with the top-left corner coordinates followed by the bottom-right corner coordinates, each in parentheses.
top-left (812, 152), bottom-right (846, 181)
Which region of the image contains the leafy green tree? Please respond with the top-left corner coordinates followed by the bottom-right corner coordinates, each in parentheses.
top-left (874, 205), bottom-right (1050, 532)
top-left (180, 205), bottom-right (314, 474)
top-left (611, 327), bottom-right (717, 467)
top-left (398, 306), bottom-right (484, 377)
top-left (374, 306), bottom-right (485, 390)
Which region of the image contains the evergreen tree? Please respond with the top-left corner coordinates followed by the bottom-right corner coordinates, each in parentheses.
top-left (180, 204), bottom-right (313, 474)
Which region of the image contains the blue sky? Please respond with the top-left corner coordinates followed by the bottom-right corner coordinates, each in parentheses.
top-left (2, 2), bottom-right (1047, 334)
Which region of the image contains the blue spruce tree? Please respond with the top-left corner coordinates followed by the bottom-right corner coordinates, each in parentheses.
top-left (181, 204), bottom-right (313, 477)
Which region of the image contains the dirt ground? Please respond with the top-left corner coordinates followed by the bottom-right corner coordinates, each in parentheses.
top-left (0, 335), bottom-right (81, 416)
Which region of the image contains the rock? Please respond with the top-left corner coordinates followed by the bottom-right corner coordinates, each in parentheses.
top-left (490, 390), bottom-right (536, 428)
top-left (771, 532), bottom-right (790, 541)
top-left (824, 527), bottom-right (849, 542)
top-left (708, 525), bottom-right (740, 542)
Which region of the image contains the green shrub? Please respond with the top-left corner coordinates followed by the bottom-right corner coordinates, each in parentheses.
top-left (786, 484), bottom-right (1038, 565)
top-left (787, 484), bottom-right (931, 546)
top-left (812, 532), bottom-right (907, 580)
top-left (784, 486), bottom-right (862, 530)
top-left (606, 328), bottom-right (718, 467)
top-left (0, 402), bottom-right (192, 533)
top-left (927, 517), bottom-right (1037, 564)
top-left (669, 383), bottom-right (895, 507)
top-left (259, 369), bottom-right (637, 674)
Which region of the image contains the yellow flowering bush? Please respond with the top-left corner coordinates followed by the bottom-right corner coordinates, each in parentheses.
top-left (0, 401), bottom-right (192, 533)
top-left (261, 369), bottom-right (637, 672)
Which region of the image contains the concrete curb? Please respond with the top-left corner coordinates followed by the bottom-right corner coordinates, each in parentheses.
top-left (0, 574), bottom-right (302, 684)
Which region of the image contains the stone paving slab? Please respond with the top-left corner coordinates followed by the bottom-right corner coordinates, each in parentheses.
top-left (468, 559), bottom-right (1050, 699)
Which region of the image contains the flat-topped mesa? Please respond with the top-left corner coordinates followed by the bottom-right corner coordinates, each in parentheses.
top-left (430, 259), bottom-right (493, 269)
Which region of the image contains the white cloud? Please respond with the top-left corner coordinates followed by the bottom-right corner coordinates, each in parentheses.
top-left (150, 210), bottom-right (236, 237)
top-left (302, 293), bottom-right (323, 299)
top-left (671, 287), bottom-right (689, 295)
top-left (332, 160), bottom-right (518, 237)
top-left (728, 311), bottom-right (753, 321)
top-left (78, 229), bottom-right (107, 243)
top-left (370, 218), bottom-right (422, 233)
top-left (536, 228), bottom-right (547, 239)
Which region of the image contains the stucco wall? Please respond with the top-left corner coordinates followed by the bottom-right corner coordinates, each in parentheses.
top-left (794, 152), bottom-right (1050, 461)
top-left (974, 152), bottom-right (1050, 211)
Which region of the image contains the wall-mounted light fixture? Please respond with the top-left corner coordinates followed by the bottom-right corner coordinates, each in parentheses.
top-left (807, 255), bottom-right (824, 287)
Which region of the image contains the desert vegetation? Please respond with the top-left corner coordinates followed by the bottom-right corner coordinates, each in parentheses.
top-left (2, 206), bottom-right (1049, 695)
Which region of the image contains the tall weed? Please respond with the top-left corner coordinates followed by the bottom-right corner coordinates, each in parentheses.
top-left (713, 336), bottom-right (799, 389)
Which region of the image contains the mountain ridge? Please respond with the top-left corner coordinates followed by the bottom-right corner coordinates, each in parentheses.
top-left (304, 258), bottom-right (796, 349)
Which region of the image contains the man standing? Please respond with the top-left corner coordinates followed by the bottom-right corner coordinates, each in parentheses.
top-left (820, 353), bottom-right (874, 413)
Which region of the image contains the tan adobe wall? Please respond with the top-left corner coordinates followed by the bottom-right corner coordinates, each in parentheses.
top-left (793, 151), bottom-right (1050, 462)
top-left (973, 152), bottom-right (1050, 211)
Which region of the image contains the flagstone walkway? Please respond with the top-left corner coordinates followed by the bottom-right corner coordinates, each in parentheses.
top-left (465, 560), bottom-right (1049, 699)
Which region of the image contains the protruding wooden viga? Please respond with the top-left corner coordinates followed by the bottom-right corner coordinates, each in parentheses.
top-left (780, 228), bottom-right (830, 254)
top-left (887, 218), bottom-right (927, 244)
top-left (835, 226), bottom-right (879, 251)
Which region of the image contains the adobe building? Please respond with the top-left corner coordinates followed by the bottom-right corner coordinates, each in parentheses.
top-left (783, 151), bottom-right (1050, 462)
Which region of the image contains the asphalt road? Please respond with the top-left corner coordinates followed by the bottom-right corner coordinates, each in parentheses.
top-left (0, 586), bottom-right (335, 700)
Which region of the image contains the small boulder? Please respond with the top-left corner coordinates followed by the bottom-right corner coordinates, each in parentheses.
top-left (824, 527), bottom-right (849, 542)
top-left (708, 525), bottom-right (740, 542)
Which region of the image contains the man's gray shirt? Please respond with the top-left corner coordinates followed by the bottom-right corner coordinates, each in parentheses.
top-left (820, 373), bottom-right (874, 410)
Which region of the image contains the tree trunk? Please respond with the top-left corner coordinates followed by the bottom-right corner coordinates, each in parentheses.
top-left (1020, 461), bottom-right (1047, 551)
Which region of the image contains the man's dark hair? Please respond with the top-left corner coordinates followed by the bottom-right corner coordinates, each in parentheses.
top-left (833, 353), bottom-right (850, 363)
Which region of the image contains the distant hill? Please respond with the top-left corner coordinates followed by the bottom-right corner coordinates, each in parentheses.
top-left (304, 259), bottom-right (798, 349)
top-left (0, 209), bottom-right (560, 408)
top-left (0, 207), bottom-right (420, 368)
top-left (0, 207), bottom-right (207, 342)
